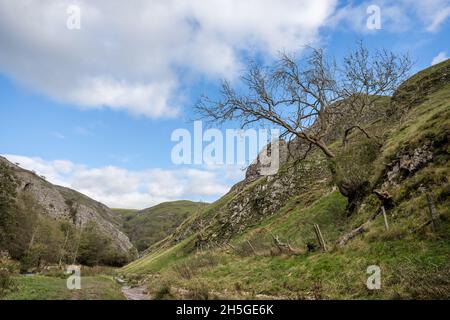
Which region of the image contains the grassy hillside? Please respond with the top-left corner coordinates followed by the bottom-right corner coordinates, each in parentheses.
top-left (113, 201), bottom-right (207, 252)
top-left (121, 60), bottom-right (450, 299)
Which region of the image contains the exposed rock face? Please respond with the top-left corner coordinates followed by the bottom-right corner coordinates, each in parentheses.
top-left (222, 164), bottom-right (328, 239)
top-left (382, 143), bottom-right (434, 188)
top-left (0, 156), bottom-right (133, 254)
top-left (244, 140), bottom-right (289, 183)
top-left (191, 153), bottom-right (331, 247)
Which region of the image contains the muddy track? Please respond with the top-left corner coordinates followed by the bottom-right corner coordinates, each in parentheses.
top-left (121, 285), bottom-right (152, 300)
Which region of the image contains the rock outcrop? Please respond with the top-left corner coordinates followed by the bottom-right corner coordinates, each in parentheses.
top-left (382, 143), bottom-right (434, 188)
top-left (244, 140), bottom-right (289, 183)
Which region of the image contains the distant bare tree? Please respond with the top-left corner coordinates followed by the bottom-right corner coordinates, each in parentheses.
top-left (195, 42), bottom-right (411, 213)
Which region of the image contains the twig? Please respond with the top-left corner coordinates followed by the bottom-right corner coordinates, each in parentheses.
top-left (270, 233), bottom-right (294, 253)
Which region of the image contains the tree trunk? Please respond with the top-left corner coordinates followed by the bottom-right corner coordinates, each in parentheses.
top-left (314, 141), bottom-right (371, 217)
top-left (341, 180), bottom-right (371, 216)
top-left (338, 208), bottom-right (382, 246)
top-left (316, 139), bottom-right (336, 159)
top-left (326, 158), bottom-right (371, 216)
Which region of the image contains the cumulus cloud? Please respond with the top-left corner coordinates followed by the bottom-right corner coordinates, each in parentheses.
top-left (431, 51), bottom-right (448, 65)
top-left (0, 0), bottom-right (336, 118)
top-left (3, 154), bottom-right (241, 209)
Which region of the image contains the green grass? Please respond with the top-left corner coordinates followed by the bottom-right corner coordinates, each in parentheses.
top-left (72, 276), bottom-right (125, 300)
top-left (142, 236), bottom-right (450, 299)
top-left (111, 208), bottom-right (139, 220)
top-left (380, 83), bottom-right (450, 162)
top-left (122, 236), bottom-right (195, 274)
top-left (113, 200), bottom-right (207, 252)
top-left (2, 275), bottom-right (125, 300)
top-left (228, 191), bottom-right (348, 252)
top-left (120, 60), bottom-right (450, 300)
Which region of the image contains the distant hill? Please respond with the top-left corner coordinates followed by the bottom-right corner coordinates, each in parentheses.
top-left (113, 200), bottom-right (207, 252)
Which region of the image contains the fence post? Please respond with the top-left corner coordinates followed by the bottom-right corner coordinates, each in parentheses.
top-left (247, 240), bottom-right (257, 255)
top-left (425, 192), bottom-right (440, 231)
top-left (381, 206), bottom-right (389, 231)
top-left (313, 224), bottom-right (327, 252)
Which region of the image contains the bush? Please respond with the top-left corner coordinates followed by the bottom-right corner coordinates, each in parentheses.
top-left (173, 262), bottom-right (193, 280)
top-left (18, 215), bottom-right (66, 272)
top-left (77, 221), bottom-right (131, 267)
top-left (0, 269), bottom-right (16, 297)
top-left (186, 281), bottom-right (210, 300)
top-left (19, 250), bottom-right (39, 274)
top-left (154, 283), bottom-right (173, 300)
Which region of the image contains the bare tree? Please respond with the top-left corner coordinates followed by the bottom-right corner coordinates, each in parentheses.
top-left (195, 43), bottom-right (411, 213)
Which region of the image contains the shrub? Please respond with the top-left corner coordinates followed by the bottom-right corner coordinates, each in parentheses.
top-left (186, 281), bottom-right (210, 300)
top-left (173, 262), bottom-right (193, 280)
top-left (0, 269), bottom-right (16, 297)
top-left (19, 249), bottom-right (39, 273)
top-left (154, 283), bottom-right (173, 300)
top-left (77, 221), bottom-right (131, 267)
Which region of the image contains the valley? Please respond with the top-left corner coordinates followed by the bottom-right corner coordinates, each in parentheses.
top-left (1, 59), bottom-right (450, 300)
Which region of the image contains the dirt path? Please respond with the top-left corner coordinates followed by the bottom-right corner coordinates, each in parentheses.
top-left (115, 277), bottom-right (152, 300)
top-left (121, 285), bottom-right (151, 300)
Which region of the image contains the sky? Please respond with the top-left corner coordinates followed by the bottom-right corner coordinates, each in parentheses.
top-left (0, 0), bottom-right (449, 209)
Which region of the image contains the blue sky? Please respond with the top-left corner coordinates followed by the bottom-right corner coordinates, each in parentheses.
top-left (0, 0), bottom-right (449, 208)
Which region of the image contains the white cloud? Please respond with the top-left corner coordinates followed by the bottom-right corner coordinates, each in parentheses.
top-left (3, 154), bottom-right (80, 187)
top-left (414, 0), bottom-right (450, 32)
top-left (329, 0), bottom-right (450, 33)
top-left (3, 154), bottom-right (242, 209)
top-left (431, 51), bottom-right (448, 65)
top-left (0, 0), bottom-right (337, 118)
top-left (329, 2), bottom-right (410, 33)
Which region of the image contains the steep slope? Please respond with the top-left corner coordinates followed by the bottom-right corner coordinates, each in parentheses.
top-left (122, 60), bottom-right (450, 299)
top-left (112, 201), bottom-right (207, 252)
top-left (0, 157), bottom-right (134, 258)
